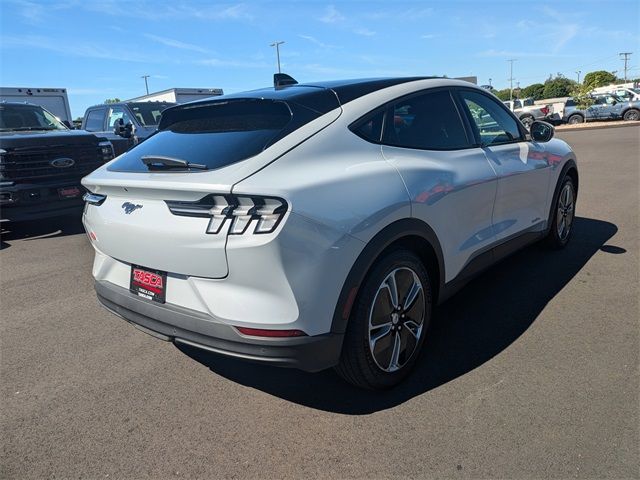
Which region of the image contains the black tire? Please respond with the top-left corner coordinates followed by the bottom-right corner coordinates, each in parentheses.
top-left (567, 114), bottom-right (584, 125)
top-left (520, 114), bottom-right (535, 129)
top-left (544, 175), bottom-right (576, 249)
top-left (335, 248), bottom-right (432, 390)
top-left (623, 108), bottom-right (640, 121)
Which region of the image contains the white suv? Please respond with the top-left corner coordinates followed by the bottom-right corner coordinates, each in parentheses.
top-left (82, 76), bottom-right (578, 389)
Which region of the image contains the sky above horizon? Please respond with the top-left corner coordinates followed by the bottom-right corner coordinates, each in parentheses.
top-left (1, 0), bottom-right (638, 118)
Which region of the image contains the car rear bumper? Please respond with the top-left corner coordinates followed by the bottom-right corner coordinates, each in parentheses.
top-left (95, 280), bottom-right (344, 372)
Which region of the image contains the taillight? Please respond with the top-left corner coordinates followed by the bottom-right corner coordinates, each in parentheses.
top-left (165, 194), bottom-right (288, 235)
top-left (540, 106), bottom-right (549, 115)
top-left (235, 327), bottom-right (307, 337)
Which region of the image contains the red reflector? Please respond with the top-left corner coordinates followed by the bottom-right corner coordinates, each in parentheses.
top-left (236, 327), bottom-right (307, 338)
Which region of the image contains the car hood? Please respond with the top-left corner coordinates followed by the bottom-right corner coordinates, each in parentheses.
top-left (0, 129), bottom-right (104, 148)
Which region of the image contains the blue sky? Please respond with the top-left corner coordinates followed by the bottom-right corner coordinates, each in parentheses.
top-left (1, 0), bottom-right (638, 118)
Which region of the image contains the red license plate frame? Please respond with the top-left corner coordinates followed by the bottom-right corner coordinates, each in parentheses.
top-left (129, 265), bottom-right (167, 304)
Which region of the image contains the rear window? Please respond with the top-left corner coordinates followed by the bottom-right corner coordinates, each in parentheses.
top-left (108, 100), bottom-right (295, 172)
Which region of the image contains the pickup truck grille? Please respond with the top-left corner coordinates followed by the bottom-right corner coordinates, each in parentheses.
top-left (0, 144), bottom-right (104, 183)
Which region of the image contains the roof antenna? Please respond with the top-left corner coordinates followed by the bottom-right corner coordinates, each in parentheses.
top-left (274, 73), bottom-right (298, 89)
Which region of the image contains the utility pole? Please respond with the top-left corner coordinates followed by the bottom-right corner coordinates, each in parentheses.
top-left (575, 70), bottom-right (581, 84)
top-left (507, 59), bottom-right (517, 100)
top-left (141, 75), bottom-right (150, 95)
top-left (270, 41), bottom-right (285, 73)
top-left (619, 52), bottom-right (632, 82)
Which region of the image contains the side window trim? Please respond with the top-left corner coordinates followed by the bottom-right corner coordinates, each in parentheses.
top-left (454, 87), bottom-right (527, 147)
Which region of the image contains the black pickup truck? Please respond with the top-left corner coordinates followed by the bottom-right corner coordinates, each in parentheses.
top-left (0, 102), bottom-right (114, 222)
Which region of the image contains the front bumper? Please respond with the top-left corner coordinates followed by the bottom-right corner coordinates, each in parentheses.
top-left (1, 180), bottom-right (85, 222)
top-left (95, 280), bottom-right (344, 372)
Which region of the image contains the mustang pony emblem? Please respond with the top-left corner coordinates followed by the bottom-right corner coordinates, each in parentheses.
top-left (122, 202), bottom-right (143, 214)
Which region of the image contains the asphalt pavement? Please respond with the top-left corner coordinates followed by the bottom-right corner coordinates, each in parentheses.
top-left (1, 126), bottom-right (638, 479)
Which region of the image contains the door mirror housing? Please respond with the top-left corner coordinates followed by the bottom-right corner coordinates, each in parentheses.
top-left (113, 119), bottom-right (133, 138)
top-left (530, 120), bottom-right (554, 142)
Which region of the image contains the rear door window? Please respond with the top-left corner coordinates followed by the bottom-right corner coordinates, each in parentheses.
top-left (381, 90), bottom-right (470, 150)
top-left (84, 108), bottom-right (107, 132)
top-left (108, 99), bottom-right (300, 172)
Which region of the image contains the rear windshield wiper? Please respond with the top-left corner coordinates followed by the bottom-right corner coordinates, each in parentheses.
top-left (140, 155), bottom-right (209, 171)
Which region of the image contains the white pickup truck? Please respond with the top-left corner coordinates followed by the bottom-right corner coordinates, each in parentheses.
top-left (502, 98), bottom-right (560, 128)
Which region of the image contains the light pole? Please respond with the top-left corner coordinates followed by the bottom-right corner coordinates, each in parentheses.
top-left (270, 41), bottom-right (285, 73)
top-left (489, 78), bottom-right (492, 87)
top-left (575, 70), bottom-right (581, 84)
top-left (507, 59), bottom-right (517, 100)
top-left (141, 75), bottom-right (150, 95)
top-left (619, 52), bottom-right (632, 82)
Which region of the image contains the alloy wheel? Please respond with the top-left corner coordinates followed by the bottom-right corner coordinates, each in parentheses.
top-left (557, 182), bottom-right (575, 241)
top-left (368, 267), bottom-right (425, 372)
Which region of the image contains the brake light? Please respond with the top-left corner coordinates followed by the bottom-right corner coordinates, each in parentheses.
top-left (235, 327), bottom-right (307, 337)
top-left (541, 106), bottom-right (550, 115)
top-left (165, 194), bottom-right (288, 235)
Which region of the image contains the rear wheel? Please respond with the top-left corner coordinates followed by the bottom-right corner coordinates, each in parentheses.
top-left (520, 114), bottom-right (535, 129)
top-left (623, 109), bottom-right (640, 121)
top-left (567, 114), bottom-right (584, 125)
top-left (544, 176), bottom-right (576, 249)
top-left (335, 249), bottom-right (432, 389)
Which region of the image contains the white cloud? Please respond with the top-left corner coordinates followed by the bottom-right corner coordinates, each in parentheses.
top-left (197, 58), bottom-right (268, 68)
top-left (143, 34), bottom-right (209, 54)
top-left (421, 34), bottom-right (437, 39)
top-left (1, 35), bottom-right (158, 62)
top-left (354, 27), bottom-right (376, 37)
top-left (319, 5), bottom-right (345, 23)
top-left (365, 7), bottom-right (433, 20)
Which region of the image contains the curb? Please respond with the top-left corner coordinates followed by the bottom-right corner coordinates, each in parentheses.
top-left (556, 121), bottom-right (640, 132)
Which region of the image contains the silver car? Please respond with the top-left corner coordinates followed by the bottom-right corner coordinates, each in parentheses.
top-left (82, 77), bottom-right (578, 389)
top-left (564, 94), bottom-right (640, 124)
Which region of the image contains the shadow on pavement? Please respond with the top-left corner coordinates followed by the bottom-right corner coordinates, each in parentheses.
top-left (177, 217), bottom-right (619, 414)
top-left (0, 215), bottom-right (85, 250)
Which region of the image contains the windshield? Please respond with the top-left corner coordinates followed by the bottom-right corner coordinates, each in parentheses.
top-left (0, 104), bottom-right (68, 132)
top-left (128, 102), bottom-right (176, 126)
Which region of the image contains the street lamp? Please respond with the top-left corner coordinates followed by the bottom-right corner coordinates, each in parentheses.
top-left (575, 70), bottom-right (581, 84)
top-left (141, 75), bottom-right (150, 95)
top-left (270, 41), bottom-right (285, 73)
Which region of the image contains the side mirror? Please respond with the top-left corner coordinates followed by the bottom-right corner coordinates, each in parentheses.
top-left (113, 119), bottom-right (133, 138)
top-left (530, 120), bottom-right (554, 142)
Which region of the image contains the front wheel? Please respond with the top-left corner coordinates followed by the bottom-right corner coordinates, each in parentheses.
top-left (623, 109), bottom-right (640, 121)
top-left (335, 249), bottom-right (432, 389)
top-left (544, 176), bottom-right (576, 249)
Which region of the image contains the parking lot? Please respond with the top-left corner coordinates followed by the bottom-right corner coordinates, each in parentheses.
top-left (1, 126), bottom-right (638, 479)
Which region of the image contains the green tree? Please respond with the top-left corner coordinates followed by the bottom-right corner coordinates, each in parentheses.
top-left (582, 70), bottom-right (617, 89)
top-left (521, 83), bottom-right (545, 100)
top-left (570, 83), bottom-right (596, 110)
top-left (542, 76), bottom-right (576, 99)
top-left (493, 88), bottom-right (513, 101)
top-left (104, 98), bottom-right (121, 104)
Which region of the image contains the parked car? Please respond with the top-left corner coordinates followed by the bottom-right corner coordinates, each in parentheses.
top-left (563, 94), bottom-right (640, 124)
top-left (0, 102), bottom-right (114, 222)
top-left (503, 98), bottom-right (559, 128)
top-left (591, 82), bottom-right (640, 101)
top-left (81, 101), bottom-right (176, 156)
top-left (82, 76), bottom-right (578, 389)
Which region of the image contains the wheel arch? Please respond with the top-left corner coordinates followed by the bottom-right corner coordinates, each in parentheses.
top-left (330, 218), bottom-right (445, 334)
top-left (546, 159), bottom-right (579, 233)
